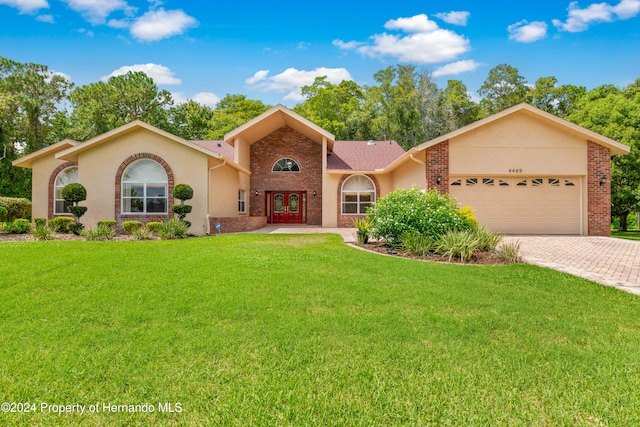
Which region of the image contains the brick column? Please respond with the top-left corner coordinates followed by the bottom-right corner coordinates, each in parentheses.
top-left (426, 140), bottom-right (449, 193)
top-left (587, 141), bottom-right (611, 236)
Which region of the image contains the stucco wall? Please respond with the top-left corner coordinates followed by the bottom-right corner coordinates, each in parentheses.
top-left (208, 160), bottom-right (241, 218)
top-left (77, 128), bottom-right (209, 235)
top-left (31, 155), bottom-right (74, 220)
top-left (392, 151), bottom-right (426, 191)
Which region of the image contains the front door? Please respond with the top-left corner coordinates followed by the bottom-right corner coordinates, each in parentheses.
top-left (269, 191), bottom-right (306, 224)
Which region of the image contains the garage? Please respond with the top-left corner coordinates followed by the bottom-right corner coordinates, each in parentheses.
top-left (449, 176), bottom-right (583, 235)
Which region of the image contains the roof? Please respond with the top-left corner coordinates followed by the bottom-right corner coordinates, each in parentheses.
top-left (327, 140), bottom-right (406, 171)
top-left (191, 140), bottom-right (235, 159)
top-left (224, 104), bottom-right (336, 150)
top-left (12, 139), bottom-right (78, 168)
top-left (413, 103), bottom-right (631, 156)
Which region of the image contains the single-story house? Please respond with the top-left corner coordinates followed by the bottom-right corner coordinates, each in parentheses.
top-left (13, 103), bottom-right (629, 236)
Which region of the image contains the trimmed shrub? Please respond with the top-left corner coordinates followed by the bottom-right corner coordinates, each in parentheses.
top-left (435, 229), bottom-right (480, 262)
top-left (122, 220), bottom-right (143, 235)
top-left (6, 218), bottom-right (32, 234)
top-left (97, 220), bottom-right (116, 231)
top-left (34, 218), bottom-right (47, 228)
top-left (367, 188), bottom-right (477, 244)
top-left (0, 197), bottom-right (32, 222)
top-left (146, 221), bottom-right (162, 233)
top-left (172, 183), bottom-right (194, 228)
top-left (157, 218), bottom-right (189, 240)
top-left (68, 222), bottom-right (84, 235)
top-left (61, 183), bottom-right (87, 203)
top-left (49, 217), bottom-right (76, 233)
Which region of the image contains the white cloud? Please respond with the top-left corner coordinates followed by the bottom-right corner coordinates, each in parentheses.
top-left (107, 18), bottom-right (129, 29)
top-left (36, 13), bottom-right (54, 22)
top-left (553, 0), bottom-right (640, 32)
top-left (191, 92), bottom-right (220, 107)
top-left (129, 8), bottom-right (197, 42)
top-left (0, 0), bottom-right (48, 14)
top-left (336, 14), bottom-right (470, 64)
top-left (508, 20), bottom-right (548, 42)
top-left (246, 67), bottom-right (353, 102)
top-left (434, 11), bottom-right (470, 26)
top-left (432, 60), bottom-right (481, 77)
top-left (61, 0), bottom-right (135, 25)
top-left (102, 63), bottom-right (181, 85)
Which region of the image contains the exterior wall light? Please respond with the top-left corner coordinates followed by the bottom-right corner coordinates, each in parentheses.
top-left (313, 191), bottom-right (317, 196)
top-left (255, 190), bottom-right (259, 196)
top-left (436, 175), bottom-right (442, 184)
top-left (599, 176), bottom-right (607, 186)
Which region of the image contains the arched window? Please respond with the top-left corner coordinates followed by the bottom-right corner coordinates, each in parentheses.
top-left (272, 157), bottom-right (300, 172)
top-left (54, 166), bottom-right (78, 215)
top-left (121, 159), bottom-right (168, 213)
top-left (342, 175), bottom-right (375, 215)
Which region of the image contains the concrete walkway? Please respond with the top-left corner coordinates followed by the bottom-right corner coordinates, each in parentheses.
top-left (503, 235), bottom-right (640, 296)
top-left (242, 225), bottom-right (358, 243)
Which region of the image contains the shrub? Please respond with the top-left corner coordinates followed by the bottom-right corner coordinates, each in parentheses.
top-left (122, 220), bottom-right (143, 235)
top-left (0, 197), bottom-right (32, 222)
top-left (474, 226), bottom-right (503, 252)
top-left (172, 183), bottom-right (193, 227)
top-left (6, 218), bottom-right (32, 234)
top-left (83, 223), bottom-right (115, 241)
top-left (400, 231), bottom-right (435, 256)
top-left (354, 217), bottom-right (373, 244)
top-left (49, 217), bottom-right (76, 233)
top-left (132, 227), bottom-right (154, 240)
top-left (146, 221), bottom-right (162, 233)
top-left (68, 222), bottom-right (84, 235)
top-left (32, 223), bottom-right (54, 241)
top-left (157, 218), bottom-right (189, 240)
top-left (497, 240), bottom-right (522, 264)
top-left (97, 220), bottom-right (116, 231)
top-left (34, 217), bottom-right (47, 228)
top-left (435, 229), bottom-right (480, 262)
top-left (61, 183), bottom-right (87, 203)
top-left (367, 188), bottom-right (477, 244)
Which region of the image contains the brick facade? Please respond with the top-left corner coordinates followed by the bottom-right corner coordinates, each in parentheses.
top-left (208, 216), bottom-right (267, 234)
top-left (426, 140), bottom-right (449, 193)
top-left (250, 127), bottom-right (323, 225)
top-left (336, 174), bottom-right (380, 227)
top-left (114, 153), bottom-right (175, 231)
top-left (48, 161), bottom-right (78, 219)
top-left (587, 141), bottom-right (611, 236)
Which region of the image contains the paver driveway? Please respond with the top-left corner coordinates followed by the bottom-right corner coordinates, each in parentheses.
top-left (503, 236), bottom-right (640, 296)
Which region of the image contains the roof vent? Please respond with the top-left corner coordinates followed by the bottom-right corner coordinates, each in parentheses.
top-left (367, 140), bottom-right (376, 146)
top-left (217, 143), bottom-right (222, 147)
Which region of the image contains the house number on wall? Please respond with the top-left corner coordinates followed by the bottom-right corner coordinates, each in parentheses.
top-left (508, 168), bottom-right (523, 173)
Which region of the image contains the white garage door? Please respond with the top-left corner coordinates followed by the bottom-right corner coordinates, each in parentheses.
top-left (449, 177), bottom-right (582, 235)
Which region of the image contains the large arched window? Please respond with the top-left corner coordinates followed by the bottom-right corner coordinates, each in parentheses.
top-left (272, 157), bottom-right (300, 172)
top-left (54, 166), bottom-right (78, 214)
top-left (121, 159), bottom-right (168, 213)
top-left (342, 175), bottom-right (375, 214)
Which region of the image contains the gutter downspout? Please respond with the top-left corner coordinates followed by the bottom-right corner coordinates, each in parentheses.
top-left (206, 161), bottom-right (226, 235)
top-left (409, 152), bottom-right (426, 166)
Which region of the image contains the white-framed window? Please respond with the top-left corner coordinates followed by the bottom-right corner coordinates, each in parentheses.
top-left (54, 166), bottom-right (78, 215)
top-left (341, 175), bottom-right (375, 215)
top-left (272, 157), bottom-right (300, 172)
top-left (121, 159), bottom-right (168, 214)
top-left (238, 190), bottom-right (246, 213)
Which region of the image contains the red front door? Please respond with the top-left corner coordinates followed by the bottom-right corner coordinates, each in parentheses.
top-left (269, 191), bottom-right (305, 224)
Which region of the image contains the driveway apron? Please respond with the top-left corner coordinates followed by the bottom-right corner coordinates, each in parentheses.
top-left (503, 236), bottom-right (640, 296)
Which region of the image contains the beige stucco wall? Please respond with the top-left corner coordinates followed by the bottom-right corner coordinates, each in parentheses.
top-left (77, 128), bottom-right (209, 234)
top-left (392, 152), bottom-right (426, 191)
top-left (31, 155), bottom-right (71, 219)
top-left (449, 112), bottom-right (587, 175)
top-left (235, 137), bottom-right (251, 170)
top-left (322, 173), bottom-right (341, 227)
top-left (208, 160), bottom-right (241, 217)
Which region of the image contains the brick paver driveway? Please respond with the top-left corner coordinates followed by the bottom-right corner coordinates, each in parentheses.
top-left (503, 236), bottom-right (640, 296)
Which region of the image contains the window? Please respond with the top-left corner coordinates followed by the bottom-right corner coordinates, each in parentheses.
top-left (499, 180), bottom-right (509, 186)
top-left (549, 178), bottom-right (560, 186)
top-left (565, 180), bottom-right (575, 187)
top-left (238, 190), bottom-right (246, 213)
top-left (342, 175), bottom-right (375, 215)
top-left (121, 159), bottom-right (168, 214)
top-left (54, 166), bottom-right (78, 214)
top-left (466, 178), bottom-right (478, 186)
top-left (482, 178), bottom-right (494, 186)
top-left (272, 158), bottom-right (300, 172)
top-left (517, 180), bottom-right (527, 186)
top-left (532, 178), bottom-right (543, 186)
top-left (450, 179), bottom-right (462, 186)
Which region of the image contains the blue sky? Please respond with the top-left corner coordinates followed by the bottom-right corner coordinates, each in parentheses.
top-left (1, 0), bottom-right (639, 108)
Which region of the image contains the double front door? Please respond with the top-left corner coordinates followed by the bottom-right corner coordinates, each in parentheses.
top-left (268, 191), bottom-right (306, 224)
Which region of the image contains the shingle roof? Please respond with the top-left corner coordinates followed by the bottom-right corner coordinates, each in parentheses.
top-left (190, 140), bottom-right (235, 159)
top-left (327, 140), bottom-right (406, 171)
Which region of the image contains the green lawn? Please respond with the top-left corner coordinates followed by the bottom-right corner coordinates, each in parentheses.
top-left (1, 234), bottom-right (640, 426)
top-left (612, 230), bottom-right (640, 241)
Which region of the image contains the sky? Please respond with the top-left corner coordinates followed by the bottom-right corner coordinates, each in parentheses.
top-left (1, 0), bottom-right (639, 108)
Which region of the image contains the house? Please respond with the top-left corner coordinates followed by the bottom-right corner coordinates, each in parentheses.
top-left (13, 103), bottom-right (629, 236)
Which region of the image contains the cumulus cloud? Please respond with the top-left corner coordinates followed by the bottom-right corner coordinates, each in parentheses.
top-left (60, 0), bottom-right (135, 25)
top-left (553, 0), bottom-right (640, 32)
top-left (129, 8), bottom-right (198, 42)
top-left (0, 0), bottom-right (48, 14)
top-left (101, 63), bottom-right (182, 85)
top-left (334, 13), bottom-right (470, 64)
top-left (36, 13), bottom-right (54, 22)
top-left (246, 67), bottom-right (354, 102)
top-left (508, 20), bottom-right (548, 42)
top-left (191, 92), bottom-right (220, 107)
top-left (432, 60), bottom-right (481, 77)
top-left (434, 11), bottom-right (470, 26)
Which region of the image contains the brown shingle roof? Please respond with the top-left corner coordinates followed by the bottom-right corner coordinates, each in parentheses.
top-left (327, 140), bottom-right (405, 171)
top-left (191, 140), bottom-right (235, 159)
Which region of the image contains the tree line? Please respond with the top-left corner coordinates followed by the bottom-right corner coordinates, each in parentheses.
top-left (1, 56), bottom-right (638, 228)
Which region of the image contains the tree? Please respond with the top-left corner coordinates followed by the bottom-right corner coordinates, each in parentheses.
top-left (568, 81), bottom-right (640, 230)
top-left (61, 182), bottom-right (87, 234)
top-left (69, 71), bottom-right (173, 140)
top-left (167, 100), bottom-right (215, 140)
top-left (171, 183), bottom-right (194, 227)
top-left (529, 76), bottom-right (585, 117)
top-left (478, 64), bottom-right (529, 114)
top-left (205, 94), bottom-right (270, 140)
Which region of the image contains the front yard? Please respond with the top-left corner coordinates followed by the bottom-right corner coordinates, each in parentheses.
top-left (1, 234), bottom-right (639, 426)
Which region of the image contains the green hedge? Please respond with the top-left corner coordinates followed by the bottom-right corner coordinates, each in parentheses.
top-left (0, 197), bottom-right (32, 222)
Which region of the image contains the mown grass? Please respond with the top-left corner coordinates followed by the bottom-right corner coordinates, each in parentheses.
top-left (1, 234), bottom-right (640, 426)
top-left (611, 230), bottom-right (640, 241)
